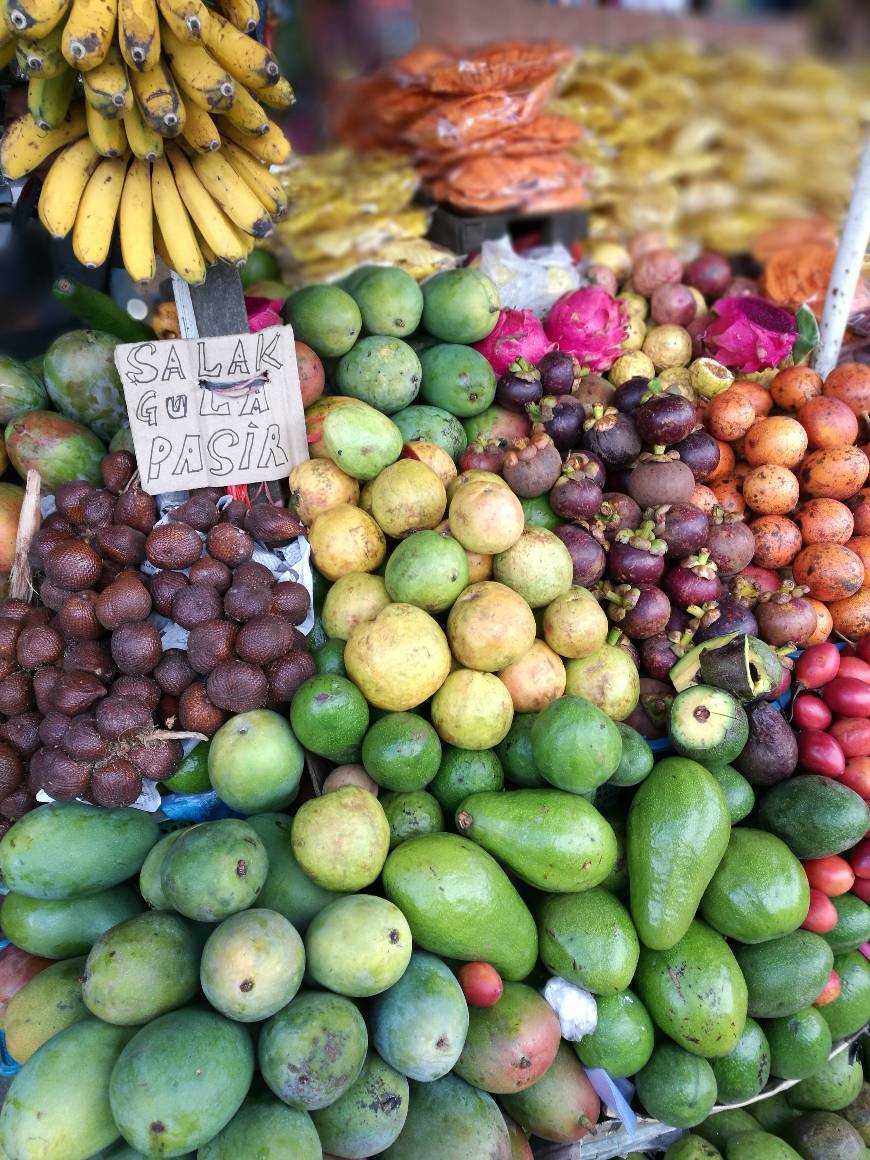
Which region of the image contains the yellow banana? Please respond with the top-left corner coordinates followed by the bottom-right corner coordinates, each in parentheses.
top-left (180, 100), bottom-right (219, 151)
top-left (219, 83), bottom-right (268, 136)
top-left (200, 7), bottom-right (277, 89)
top-left (190, 147), bottom-right (272, 237)
top-left (151, 155), bottom-right (205, 283)
top-left (119, 158), bottom-right (155, 282)
top-left (220, 116), bottom-right (289, 165)
top-left (214, 0), bottom-right (256, 33)
top-left (162, 21), bottom-right (234, 111)
top-left (153, 218), bottom-right (170, 268)
top-left (255, 76), bottom-right (294, 111)
top-left (3, 0), bottom-right (68, 42)
top-left (192, 222), bottom-right (216, 266)
top-left (72, 154), bottom-right (126, 267)
top-left (155, 0), bottom-right (207, 42)
top-left (28, 66), bottom-right (76, 128)
top-left (85, 98), bottom-right (127, 156)
top-left (37, 135), bottom-right (99, 236)
top-left (166, 144), bottom-right (247, 263)
top-left (15, 23), bottom-right (65, 76)
top-left (82, 42), bottom-right (131, 117)
top-left (0, 107), bottom-right (87, 179)
top-left (122, 100), bottom-right (163, 160)
top-left (61, 0), bottom-right (115, 69)
top-left (129, 56), bottom-right (184, 136)
top-left (220, 138), bottom-right (287, 217)
top-left (117, 0), bottom-right (159, 70)
top-left (229, 217), bottom-right (253, 255)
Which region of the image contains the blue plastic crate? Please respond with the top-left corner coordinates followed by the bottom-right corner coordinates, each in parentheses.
top-left (158, 791), bottom-right (243, 831)
top-left (0, 939), bottom-right (20, 1076)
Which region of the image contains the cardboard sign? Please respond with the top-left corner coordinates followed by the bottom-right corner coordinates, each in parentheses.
top-left (114, 325), bottom-right (308, 496)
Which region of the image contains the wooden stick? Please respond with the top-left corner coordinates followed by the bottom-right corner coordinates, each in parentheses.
top-left (9, 470), bottom-right (41, 602)
top-left (814, 132), bottom-right (870, 380)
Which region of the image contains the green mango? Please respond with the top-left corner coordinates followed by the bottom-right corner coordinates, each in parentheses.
top-left (160, 819), bottom-right (268, 922)
top-left (0, 1019), bottom-right (134, 1159)
top-left (627, 756), bottom-right (731, 950)
top-left (82, 911), bottom-right (200, 1026)
top-left (2, 957), bottom-right (88, 1064)
top-left (381, 1074), bottom-right (510, 1159)
top-left (198, 1093), bottom-right (320, 1160)
top-left (246, 812), bottom-right (342, 933)
top-left (497, 714), bottom-right (544, 787)
top-left (6, 410), bottom-right (105, 489)
top-left (734, 930), bottom-right (834, 1019)
top-left (635, 1043), bottom-right (718, 1129)
top-left (455, 789), bottom-right (617, 893)
top-left (538, 888), bottom-right (639, 994)
top-left (207, 710), bottom-right (304, 814)
top-left (764, 1007), bottom-right (833, 1080)
top-left (382, 834), bottom-right (537, 981)
top-left (370, 951), bottom-right (469, 1082)
top-left (200, 908), bottom-right (305, 1022)
top-left (574, 988), bottom-right (654, 1078)
top-left (285, 284), bottom-right (361, 358)
top-left (0, 884), bottom-right (143, 958)
top-left (305, 894), bottom-right (412, 998)
top-left (391, 404), bottom-right (467, 461)
top-left (312, 1051), bottom-right (409, 1158)
top-left (138, 829), bottom-right (183, 911)
top-left (695, 1109), bottom-right (761, 1151)
top-left (43, 329), bottom-right (127, 442)
top-left (635, 920), bottom-right (749, 1058)
top-left (819, 951), bottom-right (870, 1039)
top-left (322, 401), bottom-right (404, 480)
top-left (0, 353), bottom-right (48, 424)
top-left (500, 1042), bottom-right (600, 1145)
top-left (701, 828), bottom-right (810, 944)
top-left (108, 1008), bottom-right (254, 1155)
top-left (0, 802), bottom-right (158, 899)
top-left (419, 343), bottom-right (496, 418)
top-left (337, 335), bottom-right (422, 414)
top-left (348, 266), bottom-right (424, 339)
top-left (752, 1093), bottom-right (801, 1136)
top-left (711, 1016), bottom-right (771, 1103)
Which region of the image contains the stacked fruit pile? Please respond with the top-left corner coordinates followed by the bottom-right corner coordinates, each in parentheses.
top-left (0, 0), bottom-right (292, 283)
top-left (0, 450), bottom-right (309, 817)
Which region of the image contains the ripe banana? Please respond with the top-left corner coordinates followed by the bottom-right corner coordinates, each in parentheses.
top-left (16, 23), bottom-right (66, 76)
top-left (118, 0), bottom-right (159, 70)
top-left (162, 22), bottom-right (234, 111)
top-left (220, 138), bottom-right (287, 217)
top-left (61, 0), bottom-right (115, 70)
top-left (82, 42), bottom-right (131, 117)
top-left (129, 56), bottom-right (184, 136)
top-left (28, 66), bottom-right (76, 128)
top-left (72, 153), bottom-right (127, 267)
top-left (0, 107), bottom-right (87, 179)
top-left (37, 135), bottom-right (99, 236)
top-left (153, 218), bottom-right (171, 268)
top-left (214, 0), bottom-right (256, 33)
top-left (192, 221), bottom-right (216, 266)
top-left (201, 7), bottom-right (277, 90)
top-left (151, 155), bottom-right (205, 283)
top-left (255, 75), bottom-right (294, 111)
top-left (180, 100), bottom-right (219, 151)
top-left (119, 158), bottom-right (155, 282)
top-left (190, 147), bottom-right (272, 237)
top-left (220, 82), bottom-right (268, 136)
top-left (3, 0), bottom-right (68, 41)
top-left (167, 145), bottom-right (247, 263)
top-left (156, 0), bottom-right (207, 42)
top-left (86, 98), bottom-right (128, 157)
top-left (221, 116), bottom-right (289, 165)
top-left (122, 100), bottom-right (163, 160)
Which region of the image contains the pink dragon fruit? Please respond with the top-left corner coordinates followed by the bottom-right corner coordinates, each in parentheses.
top-left (703, 294), bottom-right (796, 373)
top-left (473, 308), bottom-right (553, 377)
top-left (544, 287), bottom-right (628, 372)
top-left (245, 297), bottom-right (284, 333)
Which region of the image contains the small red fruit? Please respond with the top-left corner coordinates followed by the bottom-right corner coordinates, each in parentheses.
top-left (791, 694), bottom-right (832, 731)
top-left (841, 756), bottom-right (870, 799)
top-left (829, 717), bottom-right (870, 758)
top-left (850, 836), bottom-right (870, 879)
top-left (802, 888), bottom-right (839, 933)
top-left (815, 969), bottom-right (842, 1006)
top-left (802, 854), bottom-right (855, 896)
top-left (458, 962), bottom-right (504, 1007)
top-left (837, 656), bottom-right (870, 685)
top-left (797, 729), bottom-right (846, 777)
top-left (795, 641), bottom-right (841, 689)
top-left (851, 877), bottom-right (870, 903)
top-left (823, 676), bottom-right (870, 718)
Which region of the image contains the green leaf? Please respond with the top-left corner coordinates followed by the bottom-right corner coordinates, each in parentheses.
top-left (791, 303), bottom-right (820, 365)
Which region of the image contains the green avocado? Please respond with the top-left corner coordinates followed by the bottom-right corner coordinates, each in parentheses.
top-left (695, 1109), bottom-right (760, 1151)
top-left (496, 714), bottom-right (545, 787)
top-left (382, 834), bottom-right (538, 981)
top-left (705, 763), bottom-right (755, 823)
top-left (574, 989), bottom-right (654, 1078)
top-left (539, 888), bottom-right (639, 995)
top-left (531, 695), bottom-right (623, 795)
top-left (755, 776), bottom-right (870, 859)
top-left (819, 893), bottom-right (870, 955)
top-left (787, 1110), bottom-right (866, 1160)
top-left (635, 1042), bottom-right (718, 1129)
top-left (734, 930), bottom-right (834, 1019)
top-left (627, 756), bottom-right (731, 951)
top-left (764, 1007), bottom-right (833, 1080)
top-left (664, 1136), bottom-right (723, 1159)
top-left (788, 1047), bottom-right (863, 1112)
top-left (711, 1017), bottom-right (771, 1104)
top-left (611, 722), bottom-right (655, 786)
top-left (725, 1131), bottom-right (802, 1159)
top-left (634, 920), bottom-right (749, 1058)
top-left (818, 951), bottom-right (870, 1039)
top-left (668, 685), bottom-right (748, 765)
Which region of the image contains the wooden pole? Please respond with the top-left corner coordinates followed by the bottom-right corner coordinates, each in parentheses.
top-left (9, 470), bottom-right (41, 601)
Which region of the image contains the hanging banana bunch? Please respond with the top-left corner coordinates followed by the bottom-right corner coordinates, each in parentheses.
top-left (0, 0), bottom-right (294, 284)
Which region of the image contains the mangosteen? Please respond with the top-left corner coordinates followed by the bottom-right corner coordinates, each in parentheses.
top-left (627, 447), bottom-right (695, 508)
top-left (582, 406), bottom-right (642, 467)
top-left (641, 623), bottom-right (696, 681)
top-left (608, 521), bottom-right (668, 586)
top-left (611, 376), bottom-right (650, 413)
top-left (528, 395), bottom-right (585, 454)
top-left (538, 350), bottom-right (582, 396)
top-left (634, 383), bottom-right (697, 447)
top-left (673, 430), bottom-right (721, 482)
top-left (652, 502), bottom-right (709, 558)
top-left (605, 627), bottom-right (640, 670)
top-left (728, 565), bottom-right (780, 606)
top-left (603, 583), bottom-right (671, 640)
top-left (755, 582), bottom-right (818, 648)
top-left (573, 372), bottom-right (614, 410)
top-left (705, 510), bottom-right (756, 577)
top-left (496, 359), bottom-right (543, 413)
top-left (458, 437), bottom-right (506, 474)
top-left (552, 525), bottom-right (606, 586)
top-left (663, 550), bottom-right (722, 610)
top-left (501, 434), bottom-right (563, 498)
top-left (595, 493), bottom-right (644, 543)
top-left (563, 450), bottom-right (606, 489)
top-left (694, 598), bottom-right (759, 643)
top-left (549, 464), bottom-right (604, 522)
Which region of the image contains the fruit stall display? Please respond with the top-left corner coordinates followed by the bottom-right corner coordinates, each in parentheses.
top-left (0, 239), bottom-right (866, 1159)
top-left (0, 0), bottom-right (292, 284)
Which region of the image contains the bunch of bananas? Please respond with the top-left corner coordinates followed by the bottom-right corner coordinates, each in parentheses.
top-left (0, 0), bottom-right (293, 283)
